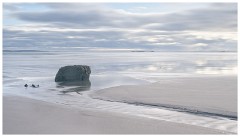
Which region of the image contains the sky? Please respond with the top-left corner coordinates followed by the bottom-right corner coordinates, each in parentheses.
top-left (2, 3), bottom-right (238, 51)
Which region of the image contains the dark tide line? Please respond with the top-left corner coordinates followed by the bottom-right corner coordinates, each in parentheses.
top-left (130, 102), bottom-right (237, 121)
top-left (93, 97), bottom-right (237, 121)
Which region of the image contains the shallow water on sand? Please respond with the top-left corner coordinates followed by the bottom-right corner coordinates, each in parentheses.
top-left (3, 48), bottom-right (237, 133)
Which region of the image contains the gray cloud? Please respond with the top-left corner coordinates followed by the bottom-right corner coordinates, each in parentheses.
top-left (142, 4), bottom-right (237, 31)
top-left (3, 26), bottom-right (237, 52)
top-left (3, 4), bottom-right (20, 11)
top-left (3, 3), bottom-right (238, 51)
top-left (9, 3), bottom-right (237, 32)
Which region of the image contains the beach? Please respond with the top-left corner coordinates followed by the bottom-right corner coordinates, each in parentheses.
top-left (3, 76), bottom-right (237, 134)
top-left (91, 76), bottom-right (237, 118)
top-left (3, 95), bottom-right (223, 134)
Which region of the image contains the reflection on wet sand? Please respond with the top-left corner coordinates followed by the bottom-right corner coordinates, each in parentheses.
top-left (124, 58), bottom-right (236, 75)
top-left (56, 80), bottom-right (91, 94)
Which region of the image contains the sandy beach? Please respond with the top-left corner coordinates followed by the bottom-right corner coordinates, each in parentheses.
top-left (3, 95), bottom-right (224, 134)
top-left (91, 76), bottom-right (237, 118)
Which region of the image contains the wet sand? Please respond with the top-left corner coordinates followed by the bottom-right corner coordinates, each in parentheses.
top-left (91, 76), bottom-right (237, 118)
top-left (3, 95), bottom-right (223, 134)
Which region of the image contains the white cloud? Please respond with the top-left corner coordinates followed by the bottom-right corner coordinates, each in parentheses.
top-left (192, 43), bottom-right (208, 47)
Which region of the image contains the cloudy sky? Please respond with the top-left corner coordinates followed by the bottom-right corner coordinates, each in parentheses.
top-left (3, 3), bottom-right (237, 51)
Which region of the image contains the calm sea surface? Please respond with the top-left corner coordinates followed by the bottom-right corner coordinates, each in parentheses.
top-left (3, 48), bottom-right (237, 96)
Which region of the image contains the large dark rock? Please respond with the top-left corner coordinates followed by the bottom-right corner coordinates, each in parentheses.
top-left (55, 65), bottom-right (91, 82)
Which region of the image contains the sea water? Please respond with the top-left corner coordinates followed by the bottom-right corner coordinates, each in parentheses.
top-left (2, 47), bottom-right (237, 133)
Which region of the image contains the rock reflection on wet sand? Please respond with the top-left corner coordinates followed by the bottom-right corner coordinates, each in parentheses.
top-left (56, 80), bottom-right (91, 94)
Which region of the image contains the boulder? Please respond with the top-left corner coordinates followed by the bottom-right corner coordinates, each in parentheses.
top-left (55, 65), bottom-right (91, 82)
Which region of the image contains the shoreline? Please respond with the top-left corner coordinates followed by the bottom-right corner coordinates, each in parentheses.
top-left (91, 76), bottom-right (237, 118)
top-left (90, 76), bottom-right (237, 133)
top-left (3, 75), bottom-right (237, 134)
top-left (3, 95), bottom-right (224, 134)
